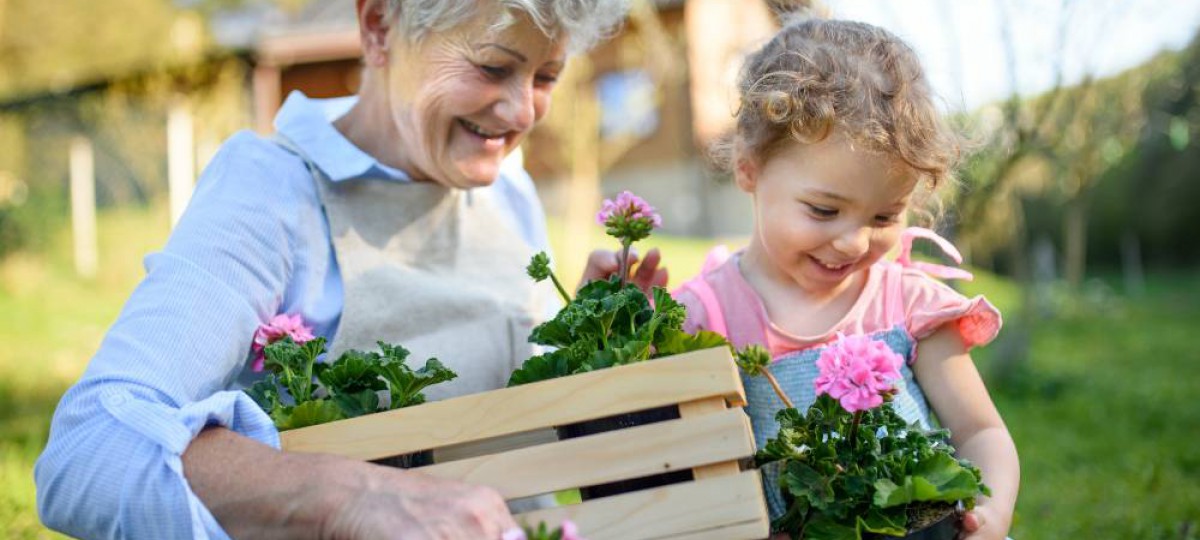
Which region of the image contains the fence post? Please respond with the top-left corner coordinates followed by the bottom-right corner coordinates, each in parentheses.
top-left (69, 136), bottom-right (97, 279)
top-left (167, 98), bottom-right (195, 227)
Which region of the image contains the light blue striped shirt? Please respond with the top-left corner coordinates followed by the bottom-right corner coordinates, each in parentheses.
top-left (35, 92), bottom-right (552, 539)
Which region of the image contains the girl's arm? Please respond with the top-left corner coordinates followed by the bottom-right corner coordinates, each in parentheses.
top-left (913, 326), bottom-right (1020, 540)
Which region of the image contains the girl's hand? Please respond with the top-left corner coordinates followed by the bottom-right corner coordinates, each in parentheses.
top-left (578, 247), bottom-right (668, 293)
top-left (959, 504), bottom-right (1009, 540)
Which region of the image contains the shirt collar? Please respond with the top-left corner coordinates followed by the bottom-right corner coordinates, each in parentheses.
top-left (273, 91), bottom-right (412, 183)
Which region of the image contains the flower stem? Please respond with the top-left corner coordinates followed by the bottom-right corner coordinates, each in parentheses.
top-left (618, 240), bottom-right (632, 287)
top-left (761, 366), bottom-right (794, 409)
top-left (547, 270), bottom-right (572, 304)
top-left (848, 410), bottom-right (863, 449)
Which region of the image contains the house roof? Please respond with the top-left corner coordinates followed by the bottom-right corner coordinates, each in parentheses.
top-left (215, 0), bottom-right (688, 67)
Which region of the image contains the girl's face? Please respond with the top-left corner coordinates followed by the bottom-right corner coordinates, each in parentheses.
top-left (737, 134), bottom-right (916, 298)
top-left (385, 10), bottom-right (565, 188)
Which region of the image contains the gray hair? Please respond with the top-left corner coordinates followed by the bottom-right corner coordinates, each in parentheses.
top-left (385, 0), bottom-right (630, 53)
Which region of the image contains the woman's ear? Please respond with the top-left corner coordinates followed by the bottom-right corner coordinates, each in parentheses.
top-left (734, 157), bottom-right (759, 193)
top-left (357, 0), bottom-right (391, 67)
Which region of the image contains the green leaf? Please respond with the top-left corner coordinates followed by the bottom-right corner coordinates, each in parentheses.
top-left (650, 287), bottom-right (688, 333)
top-left (873, 453), bottom-right (983, 507)
top-left (247, 339), bottom-right (457, 429)
top-left (330, 389), bottom-right (381, 418)
top-left (655, 328), bottom-right (729, 358)
top-left (735, 344), bottom-right (772, 375)
top-left (263, 337), bottom-right (326, 405)
top-left (575, 275), bottom-right (622, 301)
top-left (245, 374), bottom-right (282, 414)
top-left (274, 400), bottom-right (345, 431)
top-left (513, 261), bottom-right (727, 387)
top-left (318, 350), bottom-right (386, 397)
top-left (507, 344), bottom-right (595, 386)
top-left (803, 516), bottom-right (860, 540)
top-left (377, 355), bottom-right (458, 409)
top-left (609, 338), bottom-right (651, 365)
top-left (858, 508), bottom-right (907, 537)
top-left (528, 314), bottom-right (576, 349)
top-left (785, 461), bottom-right (835, 508)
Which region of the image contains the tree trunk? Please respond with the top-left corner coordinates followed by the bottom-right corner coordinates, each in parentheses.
top-left (1120, 230), bottom-right (1145, 298)
top-left (991, 197), bottom-right (1033, 382)
top-left (1063, 195), bottom-right (1088, 291)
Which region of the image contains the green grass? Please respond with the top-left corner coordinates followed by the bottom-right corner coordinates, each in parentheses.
top-left (3, 203), bottom-right (1198, 538)
top-left (983, 272), bottom-right (1200, 539)
top-left (0, 203), bottom-right (170, 539)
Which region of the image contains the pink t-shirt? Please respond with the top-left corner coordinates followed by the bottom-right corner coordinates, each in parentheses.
top-left (673, 251), bottom-right (1002, 361)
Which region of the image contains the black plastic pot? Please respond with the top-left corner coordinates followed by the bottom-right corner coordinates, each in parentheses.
top-left (370, 450), bottom-right (434, 469)
top-left (899, 510), bottom-right (960, 540)
top-left (863, 507), bottom-right (960, 540)
top-left (556, 405), bottom-right (693, 500)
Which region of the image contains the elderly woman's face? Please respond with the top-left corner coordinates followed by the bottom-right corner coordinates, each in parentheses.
top-left (386, 12), bottom-right (565, 188)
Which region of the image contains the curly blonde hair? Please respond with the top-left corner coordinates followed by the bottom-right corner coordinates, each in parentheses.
top-left (719, 17), bottom-right (962, 223)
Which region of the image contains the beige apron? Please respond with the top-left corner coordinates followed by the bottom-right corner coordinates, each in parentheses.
top-left (276, 135), bottom-right (542, 402)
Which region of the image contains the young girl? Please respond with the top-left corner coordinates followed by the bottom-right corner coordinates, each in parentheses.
top-left (674, 17), bottom-right (1019, 540)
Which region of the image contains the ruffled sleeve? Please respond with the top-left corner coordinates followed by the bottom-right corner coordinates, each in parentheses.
top-left (901, 268), bottom-right (1002, 349)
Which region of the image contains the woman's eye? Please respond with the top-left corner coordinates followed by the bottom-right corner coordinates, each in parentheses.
top-left (535, 73), bottom-right (559, 85)
top-left (805, 204), bottom-right (838, 219)
top-left (874, 214), bottom-right (899, 226)
top-left (479, 65), bottom-right (510, 79)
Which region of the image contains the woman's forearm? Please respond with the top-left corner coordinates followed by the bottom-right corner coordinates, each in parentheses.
top-left (183, 427), bottom-right (340, 539)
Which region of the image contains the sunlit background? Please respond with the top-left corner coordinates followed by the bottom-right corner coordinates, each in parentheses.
top-left (2, 1), bottom-right (1198, 538)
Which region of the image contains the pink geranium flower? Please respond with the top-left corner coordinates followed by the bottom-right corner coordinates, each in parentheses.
top-left (560, 520), bottom-right (584, 540)
top-left (251, 313), bottom-right (315, 372)
top-left (813, 333), bottom-right (903, 413)
top-left (594, 191), bottom-right (662, 288)
top-left (596, 191), bottom-right (662, 230)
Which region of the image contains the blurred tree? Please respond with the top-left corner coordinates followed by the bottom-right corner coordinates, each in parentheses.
top-left (0, 0), bottom-right (209, 101)
top-left (0, 0), bottom-right (255, 260)
top-left (1123, 32), bottom-right (1200, 267)
top-left (951, 0), bottom-right (1157, 380)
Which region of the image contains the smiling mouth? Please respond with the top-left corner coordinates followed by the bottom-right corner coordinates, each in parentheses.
top-left (458, 118), bottom-right (508, 140)
top-left (811, 256), bottom-right (852, 272)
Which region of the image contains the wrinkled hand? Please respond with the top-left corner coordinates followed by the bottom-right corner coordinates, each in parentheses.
top-left (578, 247), bottom-right (668, 294)
top-left (321, 460), bottom-right (518, 540)
top-left (959, 504), bottom-right (1009, 540)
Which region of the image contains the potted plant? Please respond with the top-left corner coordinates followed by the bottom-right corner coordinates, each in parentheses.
top-left (737, 336), bottom-right (990, 540)
top-left (508, 191), bottom-right (727, 498)
top-left (245, 336), bottom-right (457, 467)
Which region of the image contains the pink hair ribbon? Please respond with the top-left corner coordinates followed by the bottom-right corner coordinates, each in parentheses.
top-left (896, 227), bottom-right (974, 281)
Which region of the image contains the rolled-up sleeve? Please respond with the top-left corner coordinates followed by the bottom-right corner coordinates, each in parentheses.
top-left (35, 132), bottom-right (310, 539)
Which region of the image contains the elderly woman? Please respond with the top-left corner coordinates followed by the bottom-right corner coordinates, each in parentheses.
top-left (35, 1), bottom-right (661, 538)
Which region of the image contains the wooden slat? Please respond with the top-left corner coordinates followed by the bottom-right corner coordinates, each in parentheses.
top-left (282, 347), bottom-right (743, 460)
top-left (515, 471), bottom-right (767, 540)
top-left (677, 397), bottom-right (742, 479)
top-left (420, 408), bottom-right (753, 499)
top-left (649, 519), bottom-right (770, 540)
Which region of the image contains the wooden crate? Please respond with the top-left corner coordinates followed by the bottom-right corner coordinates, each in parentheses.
top-left (281, 347), bottom-right (769, 540)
